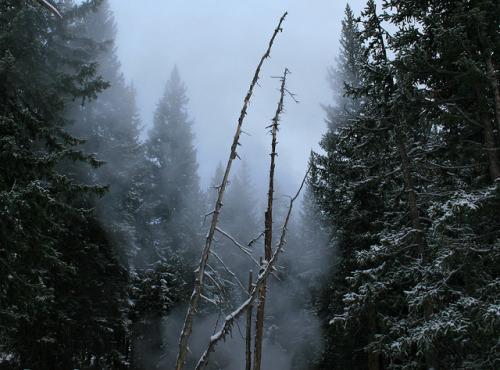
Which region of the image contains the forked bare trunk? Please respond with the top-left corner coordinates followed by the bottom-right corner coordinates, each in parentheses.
top-left (174, 13), bottom-right (287, 370)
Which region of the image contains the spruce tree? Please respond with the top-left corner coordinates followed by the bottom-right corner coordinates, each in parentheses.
top-left (131, 67), bottom-right (202, 368)
top-left (312, 4), bottom-right (386, 367)
top-left (220, 159), bottom-right (260, 247)
top-left (314, 1), bottom-right (500, 368)
top-left (66, 0), bottom-right (144, 263)
top-left (0, 0), bottom-right (129, 367)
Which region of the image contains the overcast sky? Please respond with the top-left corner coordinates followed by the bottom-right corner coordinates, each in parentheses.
top-left (107, 0), bottom-right (370, 195)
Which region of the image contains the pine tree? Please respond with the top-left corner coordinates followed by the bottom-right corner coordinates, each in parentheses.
top-left (140, 66), bottom-right (201, 261)
top-left (0, 0), bottom-right (129, 367)
top-left (65, 0), bottom-right (144, 263)
top-left (365, 1), bottom-right (500, 367)
top-left (220, 159), bottom-right (260, 247)
top-left (314, 1), bottom-right (500, 368)
top-left (131, 67), bottom-right (202, 368)
top-left (322, 3), bottom-right (365, 135)
top-left (311, 4), bottom-right (387, 367)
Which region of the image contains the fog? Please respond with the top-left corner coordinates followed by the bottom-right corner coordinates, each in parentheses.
top-left (108, 0), bottom-right (368, 195)
top-left (90, 1), bottom-right (366, 368)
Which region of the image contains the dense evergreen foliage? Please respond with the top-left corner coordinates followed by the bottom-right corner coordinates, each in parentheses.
top-left (1, 0), bottom-right (499, 368)
top-left (0, 0), bottom-right (130, 367)
top-left (313, 1), bottom-right (500, 368)
top-left (130, 66), bottom-right (202, 368)
top-left (65, 0), bottom-right (144, 264)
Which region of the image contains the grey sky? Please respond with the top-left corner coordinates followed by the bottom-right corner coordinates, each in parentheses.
top-left (108, 0), bottom-right (369, 194)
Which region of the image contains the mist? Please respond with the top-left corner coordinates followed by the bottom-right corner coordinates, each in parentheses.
top-left (93, 1), bottom-right (344, 368)
top-left (0, 0), bottom-right (350, 368)
top-left (5, 0), bottom-right (498, 368)
top-left (107, 0), bottom-right (369, 195)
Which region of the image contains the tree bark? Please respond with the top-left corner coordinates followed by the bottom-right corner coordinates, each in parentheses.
top-left (394, 126), bottom-right (428, 264)
top-left (195, 168), bottom-right (309, 369)
top-left (367, 306), bottom-right (380, 370)
top-left (174, 13), bottom-right (287, 370)
top-left (253, 259), bottom-right (266, 370)
top-left (253, 68), bottom-right (289, 370)
top-left (483, 112), bottom-right (500, 181)
top-left (483, 44), bottom-right (500, 134)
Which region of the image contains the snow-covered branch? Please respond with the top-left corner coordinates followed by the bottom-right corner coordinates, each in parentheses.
top-left (215, 227), bottom-right (259, 266)
top-left (174, 13), bottom-right (287, 369)
top-left (195, 166), bottom-right (309, 369)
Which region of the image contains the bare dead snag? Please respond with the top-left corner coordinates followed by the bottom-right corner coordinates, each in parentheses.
top-left (253, 68), bottom-right (289, 370)
top-left (174, 12), bottom-right (288, 370)
top-left (195, 168), bottom-right (310, 370)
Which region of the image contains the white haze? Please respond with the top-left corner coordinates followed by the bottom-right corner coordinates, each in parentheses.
top-left (108, 0), bottom-right (369, 195)
top-left (103, 1), bottom-right (369, 368)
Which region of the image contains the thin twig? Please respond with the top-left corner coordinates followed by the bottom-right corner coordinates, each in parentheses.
top-left (174, 12), bottom-right (288, 369)
top-left (195, 166), bottom-right (310, 370)
top-left (215, 227), bottom-right (259, 266)
top-left (210, 250), bottom-right (248, 294)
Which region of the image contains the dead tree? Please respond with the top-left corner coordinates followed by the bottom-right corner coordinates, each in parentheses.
top-left (174, 12), bottom-right (288, 370)
top-left (195, 168), bottom-right (310, 370)
top-left (253, 68), bottom-right (290, 370)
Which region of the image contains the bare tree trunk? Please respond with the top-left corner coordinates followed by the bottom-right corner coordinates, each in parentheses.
top-left (253, 69), bottom-right (289, 370)
top-left (195, 168), bottom-right (309, 370)
top-left (246, 271), bottom-right (253, 370)
top-left (253, 258), bottom-right (266, 370)
top-left (174, 13), bottom-right (288, 370)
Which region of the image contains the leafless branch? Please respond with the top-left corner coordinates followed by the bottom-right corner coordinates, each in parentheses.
top-left (247, 231), bottom-right (265, 247)
top-left (174, 12), bottom-right (288, 369)
top-left (195, 167), bottom-right (310, 369)
top-left (210, 250), bottom-right (248, 294)
top-left (215, 227), bottom-right (259, 266)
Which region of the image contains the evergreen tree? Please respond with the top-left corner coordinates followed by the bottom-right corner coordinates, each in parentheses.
top-left (204, 160), bottom-right (225, 213)
top-left (131, 67), bottom-right (202, 368)
top-left (322, 3), bottom-right (365, 134)
top-left (313, 1), bottom-right (500, 368)
top-left (312, 4), bottom-right (386, 367)
top-left (66, 0), bottom-right (144, 263)
top-left (139, 66), bottom-right (201, 264)
top-left (221, 159), bottom-right (260, 247)
top-left (0, 0), bottom-right (129, 367)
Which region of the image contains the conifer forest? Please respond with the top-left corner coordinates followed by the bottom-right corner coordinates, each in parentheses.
top-left (1, 0), bottom-right (499, 369)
